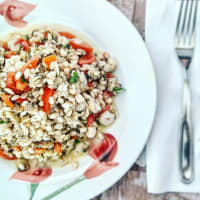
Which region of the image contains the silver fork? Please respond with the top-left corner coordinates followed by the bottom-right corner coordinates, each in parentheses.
top-left (175, 0), bottom-right (198, 184)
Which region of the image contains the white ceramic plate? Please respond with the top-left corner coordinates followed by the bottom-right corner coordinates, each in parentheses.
top-left (0, 0), bottom-right (157, 199)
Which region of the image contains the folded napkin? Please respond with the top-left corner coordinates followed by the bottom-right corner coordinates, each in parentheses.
top-left (146, 0), bottom-right (200, 193)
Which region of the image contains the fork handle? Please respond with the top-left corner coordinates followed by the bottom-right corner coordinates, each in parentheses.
top-left (179, 81), bottom-right (194, 184)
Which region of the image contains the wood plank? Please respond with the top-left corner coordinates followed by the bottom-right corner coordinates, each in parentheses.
top-left (107, 0), bottom-right (136, 20)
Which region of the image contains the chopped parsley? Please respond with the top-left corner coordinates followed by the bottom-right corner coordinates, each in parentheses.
top-left (80, 118), bottom-right (87, 123)
top-left (0, 120), bottom-right (9, 124)
top-left (21, 76), bottom-right (29, 83)
top-left (24, 35), bottom-right (29, 41)
top-left (66, 44), bottom-right (71, 49)
top-left (75, 139), bottom-right (80, 144)
top-left (41, 38), bottom-right (47, 43)
top-left (69, 72), bottom-right (78, 84)
top-left (113, 87), bottom-right (126, 93)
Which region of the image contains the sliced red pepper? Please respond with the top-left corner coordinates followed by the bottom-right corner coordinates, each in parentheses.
top-left (100, 105), bottom-right (111, 114)
top-left (106, 72), bottom-right (114, 78)
top-left (44, 31), bottom-right (48, 39)
top-left (69, 39), bottom-right (93, 55)
top-left (15, 98), bottom-right (28, 104)
top-left (1, 94), bottom-right (14, 109)
top-left (13, 146), bottom-right (22, 152)
top-left (79, 53), bottom-right (96, 66)
top-left (59, 31), bottom-right (76, 39)
top-left (0, 148), bottom-right (16, 160)
top-left (34, 148), bottom-right (45, 155)
top-left (54, 142), bottom-right (62, 154)
top-left (5, 51), bottom-right (16, 58)
top-left (88, 81), bottom-right (93, 89)
top-left (6, 72), bottom-right (22, 95)
top-left (2, 42), bottom-right (10, 51)
top-left (15, 38), bottom-right (30, 52)
top-left (87, 114), bottom-right (96, 127)
top-left (103, 91), bottom-right (113, 99)
top-left (41, 86), bottom-right (55, 114)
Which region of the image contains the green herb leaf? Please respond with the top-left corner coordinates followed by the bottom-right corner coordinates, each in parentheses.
top-left (24, 35), bottom-right (29, 41)
top-left (66, 44), bottom-right (71, 49)
top-left (69, 72), bottom-right (78, 84)
top-left (75, 139), bottom-right (80, 144)
top-left (0, 120), bottom-right (8, 124)
top-left (21, 76), bottom-right (29, 83)
top-left (80, 118), bottom-right (87, 123)
top-left (113, 87), bottom-right (126, 92)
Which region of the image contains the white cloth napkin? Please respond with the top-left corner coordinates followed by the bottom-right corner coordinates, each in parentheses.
top-left (146, 0), bottom-right (200, 194)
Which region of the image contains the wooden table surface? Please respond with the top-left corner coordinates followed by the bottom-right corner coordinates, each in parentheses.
top-left (93, 1), bottom-right (200, 200)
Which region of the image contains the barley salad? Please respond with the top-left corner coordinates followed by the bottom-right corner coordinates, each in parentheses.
top-left (0, 25), bottom-right (123, 171)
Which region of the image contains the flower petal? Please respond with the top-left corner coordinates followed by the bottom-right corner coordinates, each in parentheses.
top-left (0, 0), bottom-right (36, 27)
top-left (84, 160), bottom-right (119, 179)
top-left (89, 133), bottom-right (118, 162)
top-left (10, 168), bottom-right (52, 183)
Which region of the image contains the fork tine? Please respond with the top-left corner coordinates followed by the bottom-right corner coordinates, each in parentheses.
top-left (176, 0), bottom-right (184, 39)
top-left (186, 0), bottom-right (194, 41)
top-left (190, 0), bottom-right (198, 45)
top-left (180, 0), bottom-right (189, 38)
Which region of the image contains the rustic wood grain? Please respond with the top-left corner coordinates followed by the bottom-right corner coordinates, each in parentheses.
top-left (93, 1), bottom-right (200, 200)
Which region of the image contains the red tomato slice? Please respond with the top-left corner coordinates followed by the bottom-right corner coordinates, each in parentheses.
top-left (79, 54), bottom-right (96, 66)
top-left (42, 86), bottom-right (55, 114)
top-left (69, 39), bottom-right (93, 55)
top-left (15, 38), bottom-right (30, 52)
top-left (10, 168), bottom-right (52, 183)
top-left (59, 32), bottom-right (76, 39)
top-left (0, 148), bottom-right (16, 160)
top-left (6, 72), bottom-right (22, 95)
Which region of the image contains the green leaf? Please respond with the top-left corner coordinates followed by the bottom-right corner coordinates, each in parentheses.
top-left (66, 44), bottom-right (71, 49)
top-left (41, 176), bottom-right (85, 200)
top-left (0, 120), bottom-right (8, 124)
top-left (29, 183), bottom-right (39, 200)
top-left (69, 72), bottom-right (78, 84)
top-left (75, 139), bottom-right (80, 144)
top-left (21, 76), bottom-right (29, 83)
top-left (113, 87), bottom-right (126, 92)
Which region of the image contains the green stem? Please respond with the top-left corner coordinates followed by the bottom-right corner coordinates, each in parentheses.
top-left (41, 176), bottom-right (86, 200)
top-left (29, 183), bottom-right (39, 200)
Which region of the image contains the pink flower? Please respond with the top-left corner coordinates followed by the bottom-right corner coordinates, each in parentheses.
top-left (0, 0), bottom-right (36, 27)
top-left (10, 168), bottom-right (52, 183)
top-left (84, 133), bottom-right (119, 179)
